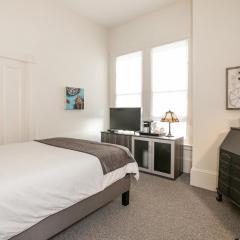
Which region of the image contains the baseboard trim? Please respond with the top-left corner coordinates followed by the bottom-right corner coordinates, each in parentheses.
top-left (0, 53), bottom-right (36, 63)
top-left (183, 145), bottom-right (192, 174)
top-left (190, 167), bottom-right (217, 191)
top-left (183, 159), bottom-right (192, 173)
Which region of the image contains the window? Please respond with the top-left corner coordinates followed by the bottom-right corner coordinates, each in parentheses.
top-left (115, 52), bottom-right (142, 107)
top-left (151, 40), bottom-right (188, 137)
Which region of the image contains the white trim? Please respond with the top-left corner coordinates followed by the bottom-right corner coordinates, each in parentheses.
top-left (109, 36), bottom-right (192, 58)
top-left (150, 39), bottom-right (189, 110)
top-left (0, 58), bottom-right (32, 144)
top-left (183, 144), bottom-right (192, 151)
top-left (190, 167), bottom-right (217, 191)
top-left (17, 68), bottom-right (23, 142)
top-left (183, 159), bottom-right (192, 174)
top-left (0, 53), bottom-right (36, 64)
top-left (2, 66), bottom-right (6, 144)
top-left (183, 144), bottom-right (192, 173)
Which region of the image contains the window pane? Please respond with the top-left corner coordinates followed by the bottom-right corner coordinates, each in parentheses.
top-left (116, 52), bottom-right (142, 95)
top-left (155, 121), bottom-right (187, 138)
top-left (116, 94), bottom-right (141, 108)
top-left (171, 122), bottom-right (187, 137)
top-left (152, 91), bottom-right (187, 119)
top-left (152, 40), bottom-right (188, 92)
top-left (151, 40), bottom-right (189, 139)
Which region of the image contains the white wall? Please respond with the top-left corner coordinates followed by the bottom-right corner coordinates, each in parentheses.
top-left (0, 0), bottom-right (108, 141)
top-left (109, 0), bottom-right (191, 56)
top-left (191, 0), bottom-right (240, 190)
top-left (109, 0), bottom-right (192, 173)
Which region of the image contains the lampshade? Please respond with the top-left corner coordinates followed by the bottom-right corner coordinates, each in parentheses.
top-left (161, 110), bottom-right (179, 123)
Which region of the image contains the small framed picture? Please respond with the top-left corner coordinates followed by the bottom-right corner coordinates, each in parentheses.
top-left (226, 66), bottom-right (240, 110)
top-left (65, 87), bottom-right (84, 110)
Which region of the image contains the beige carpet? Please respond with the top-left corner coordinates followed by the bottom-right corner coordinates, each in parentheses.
top-left (52, 173), bottom-right (240, 240)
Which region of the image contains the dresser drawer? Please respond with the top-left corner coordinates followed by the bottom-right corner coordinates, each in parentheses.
top-left (219, 171), bottom-right (230, 184)
top-left (220, 151), bottom-right (231, 162)
top-left (229, 186), bottom-right (240, 205)
top-left (219, 128), bottom-right (240, 206)
top-left (219, 158), bottom-right (231, 173)
top-left (231, 154), bottom-right (240, 168)
top-left (230, 177), bottom-right (240, 191)
top-left (218, 179), bottom-right (229, 196)
top-left (230, 164), bottom-right (240, 180)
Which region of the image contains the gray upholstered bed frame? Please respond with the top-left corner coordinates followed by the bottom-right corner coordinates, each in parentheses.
top-left (10, 175), bottom-right (131, 240)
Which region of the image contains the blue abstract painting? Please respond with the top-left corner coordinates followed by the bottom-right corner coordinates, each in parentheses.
top-left (65, 87), bottom-right (84, 110)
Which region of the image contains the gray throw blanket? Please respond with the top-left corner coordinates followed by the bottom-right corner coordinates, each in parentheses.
top-left (36, 138), bottom-right (135, 175)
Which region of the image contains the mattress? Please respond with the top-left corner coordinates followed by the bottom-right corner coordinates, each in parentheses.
top-left (0, 141), bottom-right (139, 240)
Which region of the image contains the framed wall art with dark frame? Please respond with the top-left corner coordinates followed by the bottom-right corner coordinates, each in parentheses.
top-left (226, 66), bottom-right (240, 110)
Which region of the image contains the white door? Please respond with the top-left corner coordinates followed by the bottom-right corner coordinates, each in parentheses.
top-left (0, 57), bottom-right (28, 145)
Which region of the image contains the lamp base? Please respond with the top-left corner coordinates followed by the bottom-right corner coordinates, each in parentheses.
top-left (166, 122), bottom-right (174, 137)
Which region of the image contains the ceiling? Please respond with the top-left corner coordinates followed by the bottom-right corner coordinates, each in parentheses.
top-left (60, 0), bottom-right (178, 28)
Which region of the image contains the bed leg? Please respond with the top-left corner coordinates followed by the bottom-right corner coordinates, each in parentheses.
top-left (122, 191), bottom-right (129, 206)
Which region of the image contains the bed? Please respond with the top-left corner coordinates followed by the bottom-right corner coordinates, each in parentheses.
top-left (0, 138), bottom-right (139, 240)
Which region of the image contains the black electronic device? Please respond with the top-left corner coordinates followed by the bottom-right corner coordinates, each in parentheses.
top-left (139, 132), bottom-right (160, 137)
top-left (143, 120), bottom-right (153, 134)
top-left (110, 108), bottom-right (141, 131)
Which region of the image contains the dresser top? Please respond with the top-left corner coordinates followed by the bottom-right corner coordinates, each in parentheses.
top-left (231, 127), bottom-right (240, 131)
top-left (101, 131), bottom-right (183, 141)
top-left (221, 128), bottom-right (240, 155)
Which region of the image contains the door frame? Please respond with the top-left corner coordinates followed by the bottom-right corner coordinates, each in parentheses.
top-left (0, 56), bottom-right (32, 144)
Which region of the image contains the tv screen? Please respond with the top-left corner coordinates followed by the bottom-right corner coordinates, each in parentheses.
top-left (110, 108), bottom-right (141, 131)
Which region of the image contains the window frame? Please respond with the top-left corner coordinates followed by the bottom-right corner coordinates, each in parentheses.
top-left (150, 40), bottom-right (189, 138)
top-left (113, 39), bottom-right (191, 142)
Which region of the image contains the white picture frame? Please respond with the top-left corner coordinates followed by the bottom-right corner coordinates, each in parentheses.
top-left (226, 66), bottom-right (240, 110)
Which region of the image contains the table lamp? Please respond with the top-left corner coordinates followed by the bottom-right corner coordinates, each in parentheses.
top-left (161, 110), bottom-right (179, 137)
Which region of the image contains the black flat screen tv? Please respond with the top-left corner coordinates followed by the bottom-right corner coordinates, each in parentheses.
top-left (110, 108), bottom-right (141, 131)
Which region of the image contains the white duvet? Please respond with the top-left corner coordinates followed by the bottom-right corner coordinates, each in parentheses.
top-left (0, 141), bottom-right (139, 240)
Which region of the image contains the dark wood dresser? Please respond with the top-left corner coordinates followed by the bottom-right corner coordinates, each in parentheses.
top-left (101, 131), bottom-right (132, 151)
top-left (217, 127), bottom-right (240, 207)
